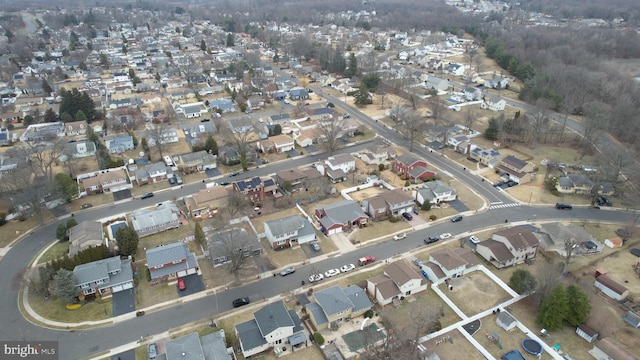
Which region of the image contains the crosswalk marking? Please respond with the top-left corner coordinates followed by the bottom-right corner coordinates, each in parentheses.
top-left (489, 202), bottom-right (521, 210)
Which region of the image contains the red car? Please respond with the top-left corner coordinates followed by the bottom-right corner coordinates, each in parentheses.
top-left (177, 278), bottom-right (186, 291)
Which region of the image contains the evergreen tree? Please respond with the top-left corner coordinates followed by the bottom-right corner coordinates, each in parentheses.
top-left (204, 136), bottom-right (218, 155)
top-left (23, 115), bottom-right (34, 126)
top-left (200, 39), bottom-right (206, 51)
top-left (75, 110), bottom-right (87, 122)
top-left (226, 33), bottom-right (234, 46)
top-left (54, 269), bottom-right (77, 303)
top-left (56, 223), bottom-right (68, 241)
top-left (116, 225), bottom-right (139, 257)
top-left (508, 269), bottom-right (537, 294)
top-left (537, 284), bottom-right (569, 331)
top-left (44, 108), bottom-right (58, 123)
top-left (484, 117), bottom-right (500, 141)
top-left (66, 218), bottom-right (78, 229)
top-left (54, 173), bottom-right (78, 202)
top-left (345, 52), bottom-right (358, 77)
top-left (42, 79), bottom-right (53, 94)
top-left (566, 285), bottom-right (591, 326)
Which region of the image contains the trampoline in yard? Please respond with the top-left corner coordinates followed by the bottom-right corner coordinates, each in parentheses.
top-left (521, 338), bottom-right (543, 355)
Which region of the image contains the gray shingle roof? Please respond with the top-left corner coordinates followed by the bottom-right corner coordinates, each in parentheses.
top-left (130, 203), bottom-right (179, 233)
top-left (314, 285), bottom-right (354, 317)
top-left (235, 319), bottom-right (267, 353)
top-left (165, 332), bottom-right (204, 360)
top-left (265, 215), bottom-right (306, 237)
top-left (306, 302), bottom-right (328, 327)
top-left (73, 256), bottom-right (133, 290)
top-left (318, 200), bottom-right (367, 229)
top-left (343, 285), bottom-right (373, 313)
top-left (146, 242), bottom-right (197, 279)
top-left (254, 301), bottom-right (294, 336)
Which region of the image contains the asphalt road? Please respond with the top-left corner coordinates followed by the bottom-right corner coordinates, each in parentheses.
top-left (0, 84), bottom-right (634, 358)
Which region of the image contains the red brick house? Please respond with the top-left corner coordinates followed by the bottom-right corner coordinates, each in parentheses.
top-left (394, 153), bottom-right (435, 183)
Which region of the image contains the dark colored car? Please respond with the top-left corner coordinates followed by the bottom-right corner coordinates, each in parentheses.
top-left (230, 172), bottom-right (240, 177)
top-left (200, 118), bottom-right (210, 122)
top-left (506, 180), bottom-right (518, 187)
top-left (219, 181), bottom-right (230, 186)
top-left (402, 212), bottom-right (413, 221)
top-left (141, 192), bottom-right (154, 199)
top-left (424, 236), bottom-right (440, 245)
top-left (168, 176), bottom-right (176, 185)
top-left (597, 196), bottom-right (612, 206)
top-left (233, 297), bottom-right (251, 308)
top-left (555, 203), bottom-right (572, 210)
top-left (451, 215), bottom-right (463, 222)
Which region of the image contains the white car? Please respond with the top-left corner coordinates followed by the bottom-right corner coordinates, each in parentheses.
top-left (393, 232), bottom-right (407, 240)
top-left (324, 268), bottom-right (341, 278)
top-left (309, 274), bottom-right (324, 283)
top-left (340, 264), bottom-right (356, 273)
top-left (469, 236), bottom-right (480, 244)
top-left (440, 233), bottom-right (452, 240)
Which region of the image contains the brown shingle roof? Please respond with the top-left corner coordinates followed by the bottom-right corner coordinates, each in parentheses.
top-left (384, 261), bottom-right (421, 286)
top-left (431, 248), bottom-right (467, 271)
top-left (480, 240), bottom-right (513, 262)
top-left (595, 274), bottom-right (629, 296)
top-left (494, 225), bottom-right (539, 249)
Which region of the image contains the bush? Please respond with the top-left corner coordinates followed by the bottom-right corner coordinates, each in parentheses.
top-left (389, 216), bottom-right (400, 223)
top-left (314, 332), bottom-right (325, 345)
top-left (429, 215), bottom-right (437, 221)
top-left (404, 180), bottom-right (411, 187)
top-left (364, 309), bottom-right (374, 318)
top-left (421, 202), bottom-right (432, 211)
top-left (378, 164), bottom-right (385, 171)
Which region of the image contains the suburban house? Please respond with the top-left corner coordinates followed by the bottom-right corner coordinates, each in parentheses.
top-left (534, 222), bottom-right (599, 255)
top-left (64, 140), bottom-right (97, 159)
top-left (463, 86), bottom-right (482, 101)
top-left (235, 300), bottom-right (305, 358)
top-left (424, 76), bottom-right (449, 92)
top-left (184, 187), bottom-right (229, 219)
top-left (306, 285), bottom-right (373, 331)
top-left (208, 228), bottom-right (261, 267)
top-left (268, 113), bottom-right (291, 126)
top-left (134, 162), bottom-right (168, 185)
top-left (361, 188), bottom-right (415, 220)
top-left (177, 150), bottom-right (218, 174)
top-left (443, 63), bottom-right (465, 76)
top-left (589, 338), bottom-right (639, 360)
top-left (320, 153), bottom-right (356, 183)
top-left (594, 273), bottom-right (630, 301)
top-left (258, 134), bottom-right (295, 153)
top-left (68, 221), bottom-right (105, 257)
top-left (145, 242), bottom-right (198, 282)
top-left (228, 117), bottom-right (254, 133)
top-left (294, 128), bottom-right (323, 148)
top-left (394, 153), bottom-right (435, 183)
top-left (289, 88), bottom-right (309, 101)
top-left (106, 135), bottom-right (135, 153)
top-left (359, 142), bottom-right (396, 165)
top-left (496, 155), bottom-right (536, 184)
top-left (496, 311), bottom-right (517, 331)
top-left (163, 330), bottom-right (234, 360)
top-left (475, 226), bottom-right (540, 269)
top-left (73, 256), bottom-right (133, 299)
top-left (469, 147), bottom-right (502, 168)
top-left (412, 180), bottom-right (457, 205)
top-left (315, 200), bottom-right (369, 235)
top-left (366, 261), bottom-right (429, 306)
top-left (233, 176), bottom-right (280, 203)
top-left (447, 135), bottom-right (470, 152)
top-left (275, 169), bottom-right (307, 192)
top-left (65, 121), bottom-right (88, 136)
top-left (480, 93), bottom-right (507, 112)
top-left (146, 127), bottom-right (180, 146)
top-left (129, 203), bottom-right (181, 237)
top-left (79, 168), bottom-right (130, 195)
top-left (419, 247), bottom-right (480, 284)
top-left (556, 173), bottom-right (595, 195)
top-left (264, 215), bottom-right (316, 250)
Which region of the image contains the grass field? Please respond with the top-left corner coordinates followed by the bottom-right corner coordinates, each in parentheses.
top-left (37, 241), bottom-right (68, 264)
top-left (27, 294), bottom-right (112, 323)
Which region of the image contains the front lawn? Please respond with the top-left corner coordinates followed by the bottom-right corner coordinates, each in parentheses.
top-left (27, 293), bottom-right (112, 324)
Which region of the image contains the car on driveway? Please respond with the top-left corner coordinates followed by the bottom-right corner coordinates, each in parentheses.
top-left (469, 236), bottom-right (480, 244)
top-left (310, 241), bottom-right (321, 251)
top-left (141, 192), bottom-right (154, 199)
top-left (232, 297), bottom-right (251, 308)
top-left (148, 343), bottom-right (157, 359)
top-left (424, 236), bottom-right (439, 245)
top-left (440, 233), bottom-right (452, 240)
top-left (280, 267), bottom-right (296, 276)
top-left (402, 212), bottom-right (413, 221)
top-left (393, 232), bottom-right (407, 240)
top-left (177, 278), bottom-right (186, 291)
top-left (309, 273), bottom-right (324, 283)
top-left (340, 264), bottom-right (355, 273)
top-left (325, 268), bottom-right (340, 278)
top-left (451, 215), bottom-right (463, 222)
top-left (80, 203), bottom-right (93, 209)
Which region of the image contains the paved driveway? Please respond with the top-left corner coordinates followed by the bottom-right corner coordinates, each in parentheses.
top-left (205, 168), bottom-right (221, 177)
top-left (178, 274), bottom-right (205, 297)
top-left (448, 199), bottom-right (470, 213)
top-left (112, 288), bottom-right (135, 316)
top-left (113, 189), bottom-right (132, 201)
top-left (111, 349), bottom-right (135, 360)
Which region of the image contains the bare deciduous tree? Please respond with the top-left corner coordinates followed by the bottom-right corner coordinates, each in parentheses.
top-left (207, 228), bottom-right (258, 277)
top-left (535, 259), bottom-right (563, 306)
top-left (226, 190), bottom-right (249, 218)
top-left (403, 109), bottom-right (423, 152)
top-left (317, 115), bottom-right (344, 156)
top-left (146, 123), bottom-right (174, 160)
top-left (232, 127), bottom-right (253, 171)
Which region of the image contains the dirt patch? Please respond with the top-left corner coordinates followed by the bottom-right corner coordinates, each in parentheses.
top-left (420, 329), bottom-right (486, 360)
top-left (443, 272), bottom-right (512, 316)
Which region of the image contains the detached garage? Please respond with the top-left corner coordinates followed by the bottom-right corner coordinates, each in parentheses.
top-left (594, 274), bottom-right (630, 301)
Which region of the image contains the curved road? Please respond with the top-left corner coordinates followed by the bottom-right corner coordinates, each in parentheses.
top-left (0, 93), bottom-right (634, 359)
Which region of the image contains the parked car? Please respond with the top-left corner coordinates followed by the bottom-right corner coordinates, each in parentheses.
top-left (340, 264), bottom-right (355, 273)
top-left (232, 297), bottom-right (251, 308)
top-left (469, 236), bottom-right (480, 244)
top-left (148, 343), bottom-right (157, 359)
top-left (358, 256), bottom-right (375, 266)
top-left (168, 176), bottom-right (176, 185)
top-left (230, 172), bottom-right (240, 177)
top-left (402, 212), bottom-right (413, 221)
top-left (413, 208), bottom-right (419, 215)
top-left (141, 192), bottom-right (154, 199)
top-left (506, 180), bottom-right (518, 187)
top-left (597, 196), bottom-right (612, 206)
top-left (177, 278), bottom-right (186, 291)
top-left (200, 118), bottom-right (210, 122)
top-left (393, 232), bottom-right (407, 240)
top-left (324, 268), bottom-right (340, 278)
top-left (424, 236), bottom-right (439, 245)
top-left (279, 267), bottom-right (296, 276)
top-left (80, 203), bottom-right (93, 209)
top-left (451, 215), bottom-right (463, 222)
top-left (310, 241), bottom-right (321, 251)
top-left (555, 203), bottom-right (573, 210)
top-left (219, 181), bottom-right (230, 186)
top-left (175, 175), bottom-right (183, 185)
top-left (308, 273), bottom-right (324, 283)
top-left (440, 233), bottom-right (452, 240)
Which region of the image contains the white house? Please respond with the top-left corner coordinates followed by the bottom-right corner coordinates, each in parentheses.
top-left (264, 215), bottom-right (316, 250)
top-left (366, 260), bottom-right (428, 306)
top-left (412, 180), bottom-right (457, 205)
top-left (480, 93), bottom-right (507, 111)
top-left (324, 153), bottom-right (356, 174)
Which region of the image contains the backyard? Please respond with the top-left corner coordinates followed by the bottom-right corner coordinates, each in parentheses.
top-left (442, 271), bottom-right (513, 316)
